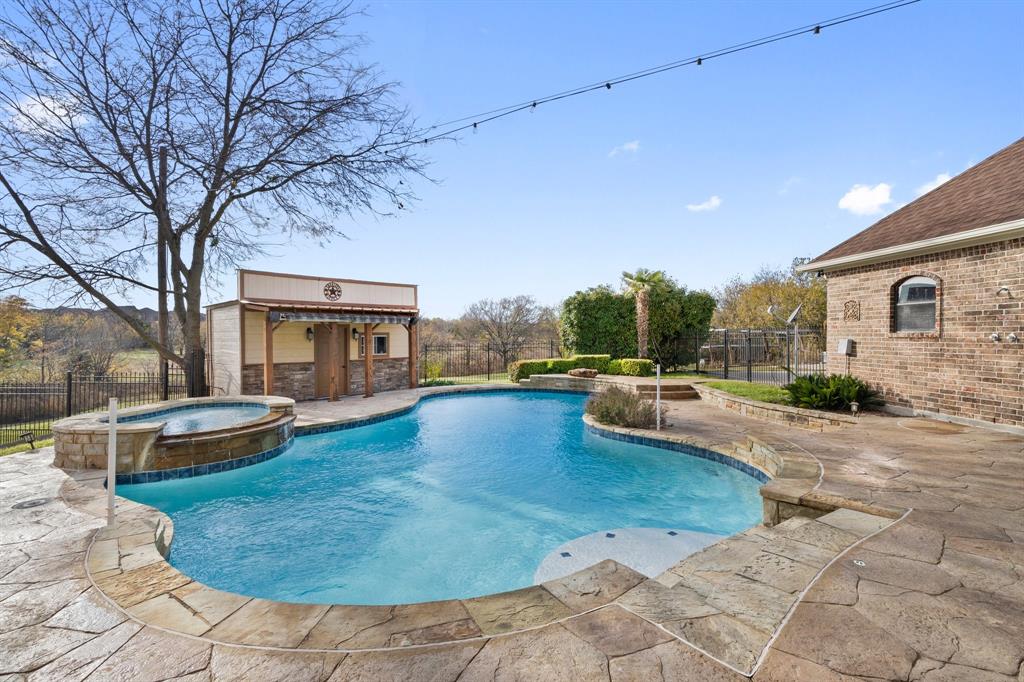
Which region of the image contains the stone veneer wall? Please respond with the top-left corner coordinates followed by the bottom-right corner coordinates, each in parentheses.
top-left (350, 358), bottom-right (410, 394)
top-left (242, 362), bottom-right (315, 401)
top-left (691, 384), bottom-right (857, 431)
top-left (824, 237), bottom-right (1023, 428)
top-left (244, 359), bottom-right (410, 398)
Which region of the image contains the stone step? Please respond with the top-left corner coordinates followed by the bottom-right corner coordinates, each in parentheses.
top-left (636, 387), bottom-right (700, 400)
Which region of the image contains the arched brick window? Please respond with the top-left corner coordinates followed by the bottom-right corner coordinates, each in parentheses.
top-left (893, 276), bottom-right (938, 332)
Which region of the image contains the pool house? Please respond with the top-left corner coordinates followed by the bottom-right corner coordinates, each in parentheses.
top-left (206, 269), bottom-right (419, 400)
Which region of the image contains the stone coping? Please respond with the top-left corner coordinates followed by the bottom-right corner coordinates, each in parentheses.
top-left (74, 477), bottom-right (651, 652)
top-left (691, 383), bottom-right (859, 431)
top-left (582, 415), bottom-right (773, 483)
top-left (72, 472), bottom-right (894, 674)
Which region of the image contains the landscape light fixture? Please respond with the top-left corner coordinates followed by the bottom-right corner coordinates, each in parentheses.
top-left (19, 432), bottom-right (36, 450)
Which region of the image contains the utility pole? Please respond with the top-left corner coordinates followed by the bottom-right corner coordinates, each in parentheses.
top-left (157, 146), bottom-right (170, 399)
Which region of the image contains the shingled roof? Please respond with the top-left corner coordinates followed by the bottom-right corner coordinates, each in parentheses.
top-left (806, 137), bottom-right (1024, 268)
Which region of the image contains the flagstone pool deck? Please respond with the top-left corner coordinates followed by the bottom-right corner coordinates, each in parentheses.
top-left (1, 385), bottom-right (1021, 681)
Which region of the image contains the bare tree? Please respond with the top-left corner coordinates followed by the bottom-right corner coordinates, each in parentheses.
top-left (0, 0), bottom-right (425, 394)
top-left (461, 296), bottom-right (541, 366)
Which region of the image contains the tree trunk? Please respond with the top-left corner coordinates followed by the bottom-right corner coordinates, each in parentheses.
top-left (637, 291), bottom-right (649, 359)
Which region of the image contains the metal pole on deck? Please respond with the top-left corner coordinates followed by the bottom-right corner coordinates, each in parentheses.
top-left (106, 398), bottom-right (117, 527)
top-left (655, 364), bottom-right (661, 431)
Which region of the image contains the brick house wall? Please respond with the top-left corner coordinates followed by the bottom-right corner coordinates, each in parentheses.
top-left (824, 237), bottom-right (1023, 428)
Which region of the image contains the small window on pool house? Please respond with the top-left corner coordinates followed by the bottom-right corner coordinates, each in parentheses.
top-left (894, 276), bottom-right (937, 332)
top-left (359, 333), bottom-right (389, 357)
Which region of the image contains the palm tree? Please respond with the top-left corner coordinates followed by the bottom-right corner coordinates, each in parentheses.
top-left (621, 269), bottom-right (666, 359)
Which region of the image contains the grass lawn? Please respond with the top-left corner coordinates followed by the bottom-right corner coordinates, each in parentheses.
top-left (662, 371), bottom-right (704, 379)
top-left (0, 437), bottom-right (54, 457)
top-left (704, 380), bottom-right (791, 405)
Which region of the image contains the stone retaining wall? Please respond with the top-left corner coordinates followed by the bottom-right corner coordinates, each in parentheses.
top-left (692, 383), bottom-right (858, 431)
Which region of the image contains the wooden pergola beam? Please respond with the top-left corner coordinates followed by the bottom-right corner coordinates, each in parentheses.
top-left (329, 323), bottom-right (339, 401)
top-left (363, 322), bottom-right (374, 397)
top-left (263, 312), bottom-right (274, 395)
top-left (408, 320), bottom-right (418, 388)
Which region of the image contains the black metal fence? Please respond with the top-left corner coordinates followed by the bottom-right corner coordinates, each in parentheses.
top-left (654, 327), bottom-right (826, 386)
top-left (0, 369), bottom-right (189, 449)
top-left (419, 341), bottom-right (561, 385)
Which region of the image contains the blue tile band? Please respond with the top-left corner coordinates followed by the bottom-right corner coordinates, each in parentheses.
top-left (583, 422), bottom-right (771, 484)
top-left (116, 436), bottom-right (294, 485)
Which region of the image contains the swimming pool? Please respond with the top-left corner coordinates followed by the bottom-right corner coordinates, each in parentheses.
top-left (120, 392), bottom-right (762, 604)
top-left (121, 404), bottom-right (270, 435)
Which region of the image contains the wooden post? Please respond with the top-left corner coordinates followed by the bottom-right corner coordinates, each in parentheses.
top-left (329, 323), bottom-right (339, 401)
top-left (363, 322), bottom-right (374, 397)
top-left (264, 313), bottom-right (274, 395)
top-left (408, 319), bottom-right (418, 388)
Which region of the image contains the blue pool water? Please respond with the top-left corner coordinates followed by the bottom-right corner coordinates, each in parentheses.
top-left (120, 392), bottom-right (762, 604)
top-left (127, 405), bottom-right (269, 435)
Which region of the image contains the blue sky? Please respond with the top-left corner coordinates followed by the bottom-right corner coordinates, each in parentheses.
top-left (37, 0), bottom-right (1024, 317)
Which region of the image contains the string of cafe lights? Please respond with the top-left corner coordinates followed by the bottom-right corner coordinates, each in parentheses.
top-left (386, 0), bottom-right (922, 151)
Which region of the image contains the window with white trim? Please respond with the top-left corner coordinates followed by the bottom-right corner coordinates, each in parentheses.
top-left (359, 333), bottom-right (389, 356)
top-left (894, 276), bottom-right (937, 332)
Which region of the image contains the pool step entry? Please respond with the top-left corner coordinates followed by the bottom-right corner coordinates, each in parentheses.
top-left (534, 527), bottom-right (724, 584)
top-left (634, 384), bottom-right (699, 401)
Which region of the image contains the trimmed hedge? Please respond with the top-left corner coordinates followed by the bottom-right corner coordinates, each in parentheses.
top-left (507, 354), bottom-right (611, 383)
top-left (572, 354), bottom-right (611, 373)
top-left (607, 358), bottom-right (654, 377)
top-left (507, 354), bottom-right (655, 382)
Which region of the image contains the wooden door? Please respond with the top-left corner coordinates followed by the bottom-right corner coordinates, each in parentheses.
top-left (314, 325), bottom-right (331, 398)
top-left (314, 324), bottom-right (348, 398)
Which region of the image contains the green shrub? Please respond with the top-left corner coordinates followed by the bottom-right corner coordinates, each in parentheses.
top-left (607, 358), bottom-right (654, 377)
top-left (585, 386), bottom-right (665, 429)
top-left (784, 374), bottom-right (883, 411)
top-left (419, 378), bottom-right (456, 387)
top-left (572, 354), bottom-right (611, 373)
top-left (548, 358), bottom-right (575, 373)
top-left (423, 358), bottom-right (444, 381)
top-left (508, 359), bottom-right (555, 383)
top-left (559, 280), bottom-right (715, 367)
top-left (507, 354), bottom-right (613, 382)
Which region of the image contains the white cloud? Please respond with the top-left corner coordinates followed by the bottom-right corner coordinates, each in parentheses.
top-left (7, 94), bottom-right (82, 132)
top-left (686, 195), bottom-right (722, 212)
top-left (778, 176), bottom-right (802, 196)
top-left (608, 140), bottom-right (640, 158)
top-left (915, 172), bottom-right (951, 196)
top-left (838, 183), bottom-right (892, 216)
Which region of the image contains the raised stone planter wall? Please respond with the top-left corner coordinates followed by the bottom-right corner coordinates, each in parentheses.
top-left (691, 383), bottom-right (858, 431)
